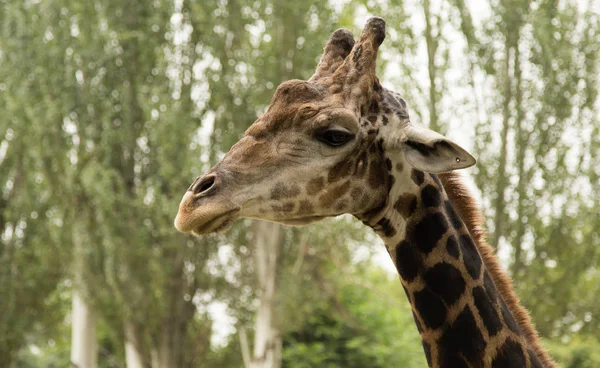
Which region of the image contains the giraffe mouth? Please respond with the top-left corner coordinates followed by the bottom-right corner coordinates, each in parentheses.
top-left (191, 208), bottom-right (240, 235)
top-left (174, 191), bottom-right (240, 234)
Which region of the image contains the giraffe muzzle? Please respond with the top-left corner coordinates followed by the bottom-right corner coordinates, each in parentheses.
top-left (174, 172), bottom-right (240, 234)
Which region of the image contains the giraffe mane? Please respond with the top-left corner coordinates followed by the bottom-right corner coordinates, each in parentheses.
top-left (438, 171), bottom-right (555, 367)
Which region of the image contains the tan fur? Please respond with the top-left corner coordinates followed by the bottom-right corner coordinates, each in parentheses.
top-left (439, 172), bottom-right (556, 367)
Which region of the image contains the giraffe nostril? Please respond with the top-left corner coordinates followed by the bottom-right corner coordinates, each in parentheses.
top-left (191, 174), bottom-right (218, 195)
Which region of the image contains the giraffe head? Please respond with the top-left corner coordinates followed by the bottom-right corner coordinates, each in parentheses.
top-left (174, 17), bottom-right (475, 235)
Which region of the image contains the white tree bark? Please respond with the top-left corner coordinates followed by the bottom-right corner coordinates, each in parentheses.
top-left (71, 222), bottom-right (98, 368)
top-left (124, 321), bottom-right (145, 368)
top-left (150, 326), bottom-right (174, 368)
top-left (249, 221), bottom-right (283, 368)
top-left (71, 291), bottom-right (98, 368)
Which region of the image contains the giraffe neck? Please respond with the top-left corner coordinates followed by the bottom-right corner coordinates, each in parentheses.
top-left (359, 166), bottom-right (545, 368)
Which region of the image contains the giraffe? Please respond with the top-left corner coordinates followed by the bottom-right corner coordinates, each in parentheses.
top-left (174, 18), bottom-right (556, 368)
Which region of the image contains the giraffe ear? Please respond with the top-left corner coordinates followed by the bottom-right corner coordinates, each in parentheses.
top-left (402, 125), bottom-right (476, 173)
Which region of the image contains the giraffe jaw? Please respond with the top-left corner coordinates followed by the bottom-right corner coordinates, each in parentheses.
top-left (174, 191), bottom-right (240, 235)
top-left (280, 216), bottom-right (327, 225)
top-left (190, 208), bottom-right (240, 235)
top-left (257, 215), bottom-right (328, 226)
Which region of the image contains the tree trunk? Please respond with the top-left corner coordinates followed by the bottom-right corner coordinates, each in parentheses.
top-left (71, 291), bottom-right (98, 368)
top-left (124, 321), bottom-right (145, 368)
top-left (249, 221), bottom-right (283, 368)
top-left (150, 323), bottom-right (175, 368)
top-left (512, 35), bottom-right (527, 279)
top-left (423, 0), bottom-right (441, 133)
top-left (71, 222), bottom-right (98, 368)
top-left (491, 43), bottom-right (513, 250)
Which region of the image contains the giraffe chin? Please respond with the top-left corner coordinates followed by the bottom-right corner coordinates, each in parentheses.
top-left (275, 215), bottom-right (327, 226)
top-left (189, 209), bottom-right (240, 235)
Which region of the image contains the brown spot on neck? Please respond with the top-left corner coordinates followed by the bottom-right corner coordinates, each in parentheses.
top-left (411, 169), bottom-right (424, 186)
top-left (439, 172), bottom-right (556, 367)
top-left (368, 157), bottom-right (386, 188)
top-left (394, 193), bottom-right (417, 219)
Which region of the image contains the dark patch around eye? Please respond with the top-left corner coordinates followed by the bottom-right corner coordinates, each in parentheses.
top-left (320, 130), bottom-right (353, 146)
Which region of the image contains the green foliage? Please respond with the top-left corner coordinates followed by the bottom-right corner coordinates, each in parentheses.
top-left (545, 336), bottom-right (600, 368)
top-left (282, 265), bottom-right (425, 368)
top-left (466, 0), bottom-right (600, 341)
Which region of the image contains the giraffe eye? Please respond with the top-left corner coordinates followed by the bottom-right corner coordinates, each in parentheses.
top-left (320, 129), bottom-right (353, 147)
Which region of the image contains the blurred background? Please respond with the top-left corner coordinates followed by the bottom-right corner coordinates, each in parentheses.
top-left (1, 0), bottom-right (599, 367)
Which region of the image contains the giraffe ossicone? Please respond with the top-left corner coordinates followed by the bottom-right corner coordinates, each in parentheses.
top-left (174, 17), bottom-right (555, 368)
